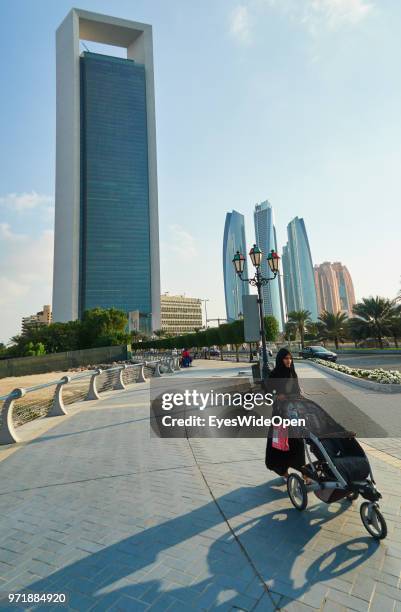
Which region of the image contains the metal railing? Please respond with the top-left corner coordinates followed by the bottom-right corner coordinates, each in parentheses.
top-left (0, 356), bottom-right (181, 446)
top-left (206, 350), bottom-right (254, 363)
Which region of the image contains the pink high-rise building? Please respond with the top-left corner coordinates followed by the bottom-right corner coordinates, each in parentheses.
top-left (314, 262), bottom-right (356, 317)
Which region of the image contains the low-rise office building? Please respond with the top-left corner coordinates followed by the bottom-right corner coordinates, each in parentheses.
top-left (161, 294), bottom-right (203, 336)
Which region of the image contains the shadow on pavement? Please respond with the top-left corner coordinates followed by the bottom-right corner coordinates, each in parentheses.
top-left (10, 482), bottom-right (378, 611)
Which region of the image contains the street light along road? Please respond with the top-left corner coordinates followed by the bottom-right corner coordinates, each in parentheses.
top-left (232, 244), bottom-right (280, 381)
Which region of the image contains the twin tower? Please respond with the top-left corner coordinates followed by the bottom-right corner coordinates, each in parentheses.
top-left (52, 9), bottom-right (160, 333)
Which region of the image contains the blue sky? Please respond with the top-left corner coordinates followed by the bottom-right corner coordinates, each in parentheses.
top-left (1, 0), bottom-right (400, 342)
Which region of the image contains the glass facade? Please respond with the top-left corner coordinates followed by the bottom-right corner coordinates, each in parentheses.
top-left (283, 217), bottom-right (318, 320)
top-left (282, 244), bottom-right (295, 314)
top-left (223, 211), bottom-right (249, 322)
top-left (254, 201), bottom-right (285, 331)
top-left (79, 52), bottom-right (151, 320)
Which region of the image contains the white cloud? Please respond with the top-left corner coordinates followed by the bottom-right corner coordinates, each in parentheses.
top-left (230, 0), bottom-right (374, 41)
top-left (0, 277), bottom-right (30, 305)
top-left (0, 229), bottom-right (54, 342)
top-left (168, 224), bottom-right (198, 258)
top-left (0, 223), bottom-right (27, 242)
top-left (0, 191), bottom-right (53, 212)
top-left (229, 5), bottom-right (252, 44)
top-left (307, 0), bottom-right (373, 28)
top-left (159, 225), bottom-right (201, 299)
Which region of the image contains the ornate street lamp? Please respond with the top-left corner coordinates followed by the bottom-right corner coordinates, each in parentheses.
top-left (267, 249), bottom-right (280, 274)
top-left (249, 244), bottom-right (263, 268)
top-left (233, 251), bottom-right (245, 275)
top-left (232, 246), bottom-right (280, 381)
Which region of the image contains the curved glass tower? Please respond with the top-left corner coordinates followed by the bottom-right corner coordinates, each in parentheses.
top-left (254, 201), bottom-right (285, 331)
top-left (282, 244), bottom-right (295, 314)
top-left (283, 217), bottom-right (318, 321)
top-left (223, 211), bottom-right (249, 321)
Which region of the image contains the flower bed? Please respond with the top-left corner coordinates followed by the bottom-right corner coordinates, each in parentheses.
top-left (313, 358), bottom-right (401, 385)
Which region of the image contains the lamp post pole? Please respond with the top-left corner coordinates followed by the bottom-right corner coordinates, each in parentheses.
top-left (255, 266), bottom-right (269, 380)
top-left (232, 245), bottom-right (280, 382)
top-left (201, 299), bottom-right (209, 329)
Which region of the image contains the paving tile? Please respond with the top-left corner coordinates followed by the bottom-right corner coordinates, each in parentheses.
top-left (0, 363), bottom-right (400, 612)
top-left (324, 589), bottom-right (370, 612)
top-left (369, 591), bottom-right (397, 612)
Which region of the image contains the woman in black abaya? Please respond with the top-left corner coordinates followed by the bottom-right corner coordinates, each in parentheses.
top-left (265, 348), bottom-right (306, 480)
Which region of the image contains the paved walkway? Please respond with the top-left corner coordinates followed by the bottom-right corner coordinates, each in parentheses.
top-left (0, 361), bottom-right (400, 611)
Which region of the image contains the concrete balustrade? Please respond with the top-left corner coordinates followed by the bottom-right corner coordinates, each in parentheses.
top-left (145, 361), bottom-right (161, 378)
top-left (0, 388), bottom-right (25, 445)
top-left (152, 362), bottom-right (162, 377)
top-left (137, 364), bottom-right (147, 383)
top-left (166, 358), bottom-right (175, 373)
top-left (48, 376), bottom-right (71, 417)
top-left (86, 368), bottom-right (102, 401)
top-left (0, 355), bottom-right (180, 446)
top-left (113, 364), bottom-right (127, 391)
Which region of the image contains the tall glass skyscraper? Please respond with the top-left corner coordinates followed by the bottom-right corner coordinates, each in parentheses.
top-left (223, 211), bottom-right (249, 321)
top-left (282, 217), bottom-right (318, 321)
top-left (282, 244), bottom-right (295, 314)
top-left (53, 10), bottom-right (160, 331)
top-left (254, 201), bottom-right (285, 331)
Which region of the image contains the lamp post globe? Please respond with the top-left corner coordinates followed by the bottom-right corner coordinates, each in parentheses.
top-left (267, 249), bottom-right (280, 274)
top-left (232, 251), bottom-right (245, 275)
top-left (249, 244), bottom-right (263, 268)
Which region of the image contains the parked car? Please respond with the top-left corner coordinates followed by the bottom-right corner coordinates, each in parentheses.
top-left (300, 346), bottom-right (337, 362)
top-left (209, 349), bottom-right (220, 356)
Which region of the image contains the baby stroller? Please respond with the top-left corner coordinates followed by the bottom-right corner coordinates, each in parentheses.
top-left (282, 399), bottom-right (387, 540)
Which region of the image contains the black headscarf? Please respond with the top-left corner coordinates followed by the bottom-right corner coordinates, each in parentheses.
top-left (265, 347), bottom-right (300, 398)
top-left (271, 348), bottom-right (297, 379)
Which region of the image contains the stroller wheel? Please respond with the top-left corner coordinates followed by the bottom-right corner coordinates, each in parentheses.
top-left (287, 474), bottom-right (308, 511)
top-left (360, 502), bottom-right (387, 540)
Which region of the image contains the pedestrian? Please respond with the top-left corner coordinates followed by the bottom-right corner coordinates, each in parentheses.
top-left (181, 348), bottom-right (191, 367)
top-left (264, 348), bottom-right (308, 482)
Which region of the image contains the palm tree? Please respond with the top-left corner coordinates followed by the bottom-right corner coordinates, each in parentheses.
top-left (389, 304), bottom-right (401, 348)
top-left (287, 310), bottom-right (312, 349)
top-left (318, 311), bottom-right (348, 350)
top-left (306, 322), bottom-right (320, 342)
top-left (153, 329), bottom-right (167, 338)
top-left (284, 321), bottom-right (297, 342)
top-left (351, 297), bottom-right (395, 349)
top-left (346, 317), bottom-right (367, 348)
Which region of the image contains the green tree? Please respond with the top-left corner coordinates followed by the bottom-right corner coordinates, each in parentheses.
top-left (263, 316), bottom-right (279, 342)
top-left (287, 310), bottom-right (312, 348)
top-left (153, 329), bottom-right (167, 338)
top-left (351, 297), bottom-right (394, 349)
top-left (318, 311), bottom-right (348, 350)
top-left (304, 322), bottom-right (320, 342)
top-left (230, 319), bottom-right (245, 362)
top-left (24, 341), bottom-right (46, 356)
top-left (217, 321), bottom-right (244, 361)
top-left (80, 307), bottom-right (129, 348)
top-left (284, 321), bottom-right (297, 343)
top-left (389, 304), bottom-right (401, 348)
top-left (203, 326), bottom-right (224, 358)
top-left (345, 317), bottom-right (367, 348)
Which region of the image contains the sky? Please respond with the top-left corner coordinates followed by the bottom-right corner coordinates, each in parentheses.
top-left (1, 0), bottom-right (401, 343)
